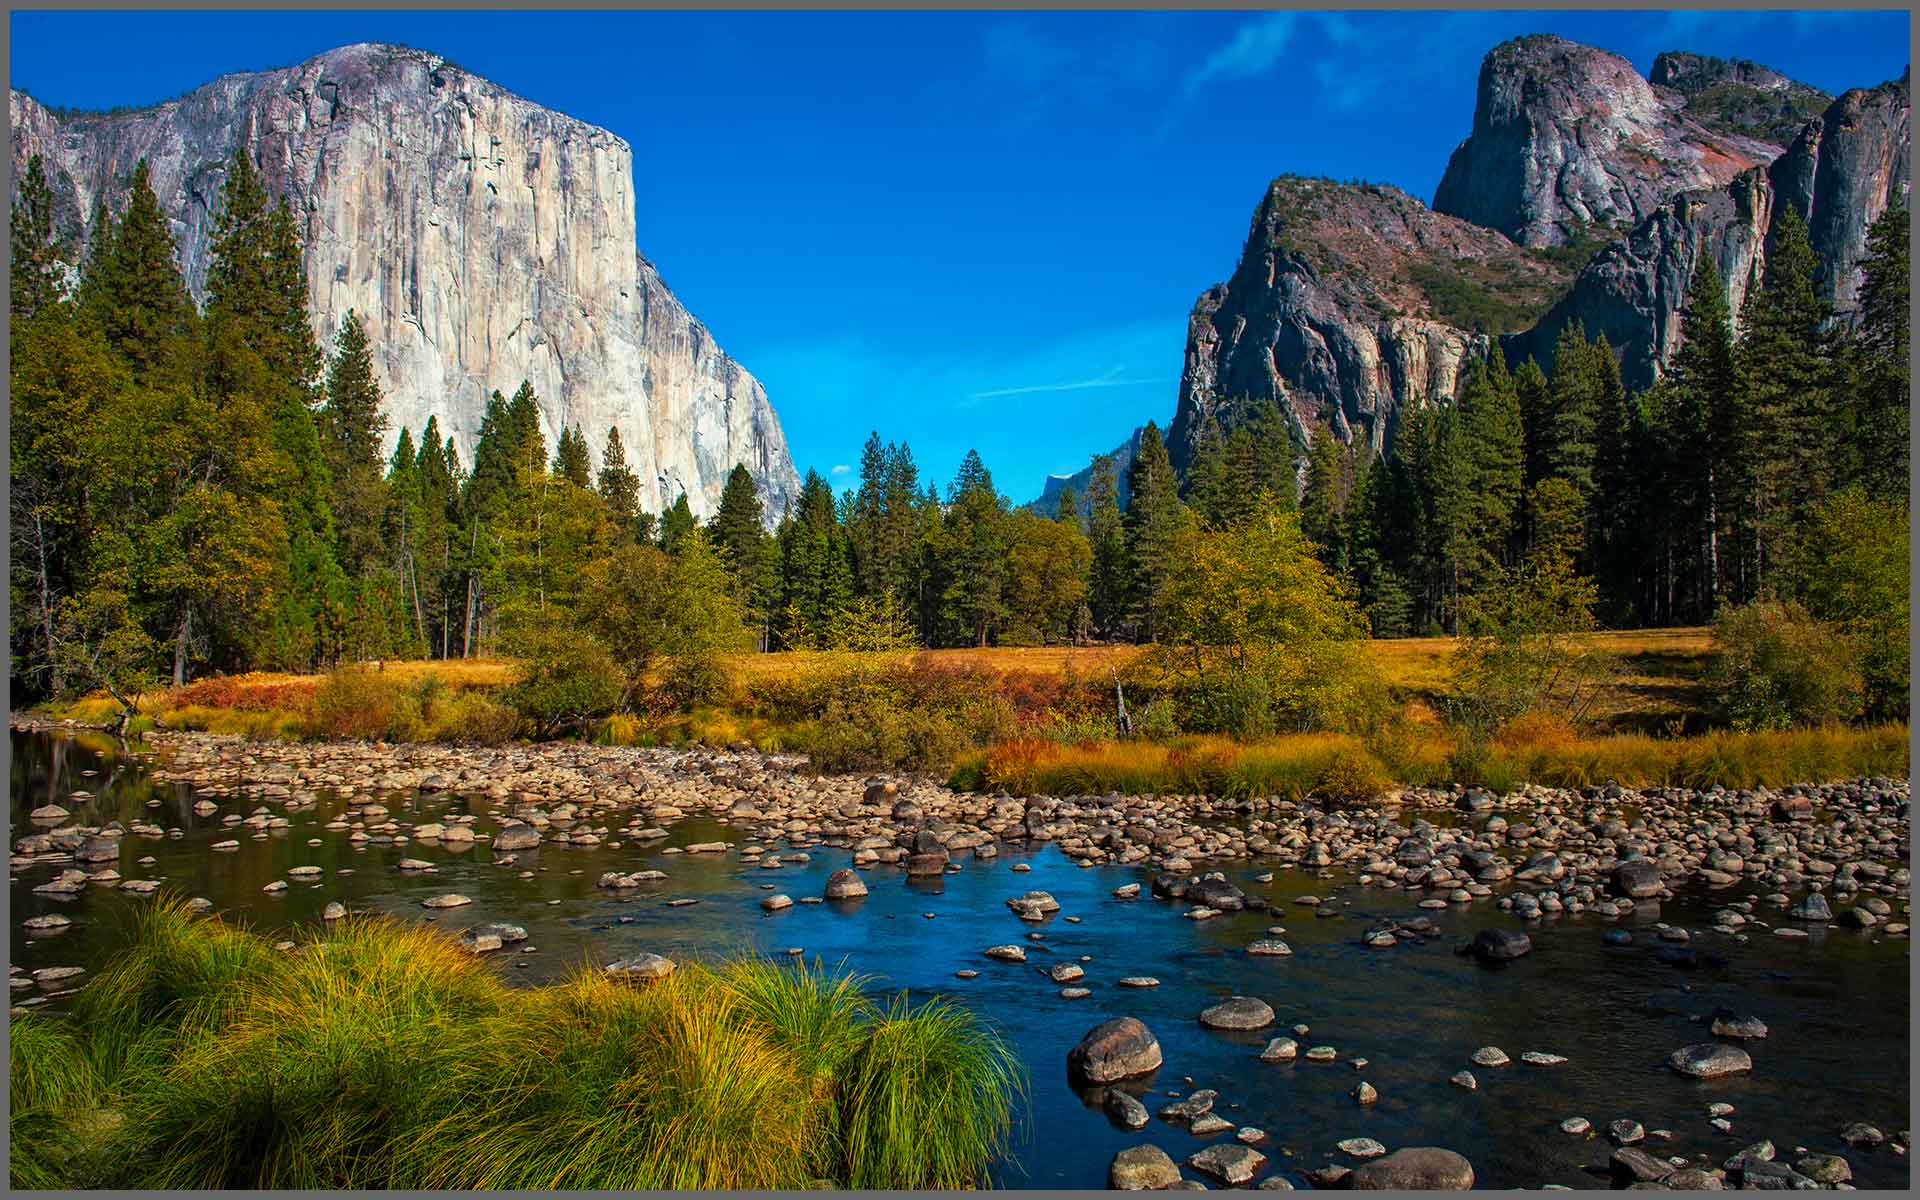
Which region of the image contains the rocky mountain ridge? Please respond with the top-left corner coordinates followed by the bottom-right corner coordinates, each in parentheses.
top-left (8, 42), bottom-right (800, 522)
top-left (1032, 35), bottom-right (1907, 502)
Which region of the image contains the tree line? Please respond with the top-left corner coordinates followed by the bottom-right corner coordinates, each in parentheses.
top-left (9, 150), bottom-right (1908, 712)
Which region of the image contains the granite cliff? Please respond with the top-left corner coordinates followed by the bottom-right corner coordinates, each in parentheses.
top-left (9, 42), bottom-right (800, 521)
top-left (1432, 34), bottom-right (1788, 248)
top-left (1073, 37), bottom-right (1907, 498)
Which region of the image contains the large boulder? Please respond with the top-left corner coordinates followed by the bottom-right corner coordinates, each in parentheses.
top-left (606, 953), bottom-right (675, 982)
top-left (1612, 859), bottom-right (1664, 898)
top-left (1668, 1042), bottom-right (1753, 1079)
top-left (824, 867), bottom-right (869, 899)
top-left (1350, 1148), bottom-right (1475, 1190)
top-left (1186, 876), bottom-right (1247, 911)
top-left (1470, 928), bottom-right (1532, 962)
top-left (492, 823), bottom-right (542, 851)
top-left (1110, 1145), bottom-right (1182, 1190)
top-left (1067, 1017), bottom-right (1163, 1084)
top-left (1199, 996), bottom-right (1275, 1031)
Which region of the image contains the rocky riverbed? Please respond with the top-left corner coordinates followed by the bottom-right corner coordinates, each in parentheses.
top-left (10, 717), bottom-right (1914, 1189)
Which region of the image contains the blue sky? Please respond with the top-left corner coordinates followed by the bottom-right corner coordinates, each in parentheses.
top-left (10, 9), bottom-right (1909, 499)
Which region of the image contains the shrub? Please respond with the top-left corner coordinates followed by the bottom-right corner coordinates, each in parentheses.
top-left (1706, 601), bottom-right (1864, 731)
top-left (1134, 697), bottom-right (1178, 741)
top-left (505, 629), bottom-right (627, 739)
top-left (1314, 747), bottom-right (1392, 806)
top-left (1447, 554), bottom-right (1615, 737)
top-left (307, 665), bottom-right (424, 741)
top-left (422, 689), bottom-right (520, 745)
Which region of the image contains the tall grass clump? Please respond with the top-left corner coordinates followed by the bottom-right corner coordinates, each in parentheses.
top-left (12, 905), bottom-right (1022, 1191)
top-left (9, 1012), bottom-right (106, 1189)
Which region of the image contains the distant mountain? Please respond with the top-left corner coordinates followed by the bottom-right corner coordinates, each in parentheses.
top-left (9, 43), bottom-right (800, 521)
top-left (1029, 34), bottom-right (1909, 505)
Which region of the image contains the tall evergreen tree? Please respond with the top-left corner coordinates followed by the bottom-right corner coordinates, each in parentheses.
top-left (1123, 423), bottom-right (1189, 642)
top-left (1663, 255), bottom-right (1741, 616)
top-left (321, 308), bottom-right (390, 577)
top-left (1853, 204), bottom-right (1909, 501)
top-left (10, 154), bottom-right (67, 322)
top-left (1738, 205), bottom-right (1839, 595)
top-left (596, 424), bottom-right (642, 523)
top-left (94, 160), bottom-right (194, 377)
top-left (1084, 453), bottom-right (1128, 639)
top-left (938, 450), bottom-right (1011, 646)
top-left (553, 424), bottom-right (592, 488)
top-left (659, 493), bottom-right (697, 555)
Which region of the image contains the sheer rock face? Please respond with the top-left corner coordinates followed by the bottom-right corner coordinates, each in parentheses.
top-left (8, 43), bottom-right (799, 522)
top-left (1501, 169), bottom-right (1776, 393)
top-left (1434, 34), bottom-right (1786, 247)
top-left (1767, 71), bottom-right (1912, 313)
top-left (1167, 177), bottom-right (1578, 467)
top-left (1509, 72), bottom-right (1909, 390)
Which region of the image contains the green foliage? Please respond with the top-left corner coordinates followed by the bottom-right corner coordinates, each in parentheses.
top-left (1706, 600), bottom-right (1864, 731)
top-left (1446, 552), bottom-right (1615, 737)
top-left (1122, 423), bottom-right (1192, 642)
top-left (505, 628), bottom-right (627, 737)
top-left (1784, 487), bottom-right (1909, 723)
top-left (1405, 259), bottom-right (1538, 333)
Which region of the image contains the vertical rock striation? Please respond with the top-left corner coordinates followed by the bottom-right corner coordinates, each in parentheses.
top-left (8, 42), bottom-right (800, 521)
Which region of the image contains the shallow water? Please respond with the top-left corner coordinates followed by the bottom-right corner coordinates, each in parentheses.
top-left (9, 728), bottom-right (1913, 1189)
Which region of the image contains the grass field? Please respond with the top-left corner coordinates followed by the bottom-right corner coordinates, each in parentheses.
top-left (38, 627), bottom-right (1902, 796)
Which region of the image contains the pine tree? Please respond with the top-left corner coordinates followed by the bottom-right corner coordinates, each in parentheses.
top-left (321, 308), bottom-right (390, 577)
top-left (1084, 453), bottom-right (1128, 639)
top-left (709, 464), bottom-right (774, 644)
top-left (10, 154), bottom-right (67, 322)
top-left (938, 450), bottom-right (1011, 645)
top-left (95, 160), bottom-right (194, 377)
top-left (1663, 255), bottom-right (1740, 615)
top-left (1738, 205), bottom-right (1839, 595)
top-left (1123, 423), bottom-right (1190, 642)
top-left (467, 390), bottom-right (518, 512)
top-left (596, 424), bottom-right (642, 524)
top-left (1540, 321), bottom-right (1601, 501)
top-left (1053, 482), bottom-right (1081, 527)
top-left (1853, 204), bottom-right (1909, 501)
top-left (659, 493), bottom-right (697, 555)
top-left (553, 425), bottom-right (592, 488)
top-left (505, 380), bottom-right (546, 481)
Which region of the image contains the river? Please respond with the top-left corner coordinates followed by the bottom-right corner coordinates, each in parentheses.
top-left (9, 726), bottom-right (1911, 1189)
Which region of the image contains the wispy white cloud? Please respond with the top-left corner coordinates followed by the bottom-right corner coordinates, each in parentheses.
top-left (967, 364), bottom-right (1174, 402)
top-left (1183, 13), bottom-right (1299, 96)
top-left (829, 463), bottom-right (852, 476)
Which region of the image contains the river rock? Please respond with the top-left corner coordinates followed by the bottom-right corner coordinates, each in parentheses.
top-left (1110, 1145), bottom-right (1181, 1190)
top-left (1612, 859), bottom-right (1664, 898)
top-left (1708, 1010), bottom-right (1768, 1040)
top-left (1471, 928), bottom-right (1532, 962)
top-left (1104, 1089), bottom-right (1151, 1130)
top-left (985, 944), bottom-right (1027, 963)
top-left (1260, 1037), bottom-right (1298, 1061)
top-left (422, 893), bottom-right (471, 909)
top-left (1611, 1147), bottom-right (1676, 1184)
top-left (1068, 1017), bottom-right (1163, 1084)
top-left (1668, 1043), bottom-right (1753, 1079)
top-left (1789, 892), bottom-right (1833, 921)
top-left (322, 901), bottom-right (347, 920)
top-left (1350, 1147), bottom-right (1474, 1189)
top-left (492, 824), bottom-right (542, 851)
top-left (1199, 996), bottom-right (1275, 1030)
top-left (1470, 1046), bottom-right (1510, 1067)
top-left (1007, 890), bottom-right (1061, 920)
top-left (824, 868), bottom-right (868, 899)
top-left (762, 894), bottom-right (793, 912)
top-left (1188, 1143), bottom-right (1265, 1186)
top-left (1794, 1154), bottom-right (1851, 1184)
top-left (606, 953), bottom-right (674, 982)
top-left (1246, 939), bottom-right (1292, 957)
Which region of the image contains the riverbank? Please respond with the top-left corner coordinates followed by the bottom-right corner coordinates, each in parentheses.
top-left (10, 898), bottom-right (1020, 1189)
